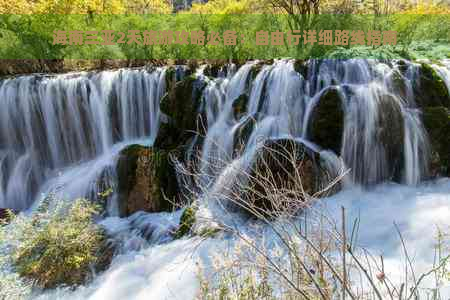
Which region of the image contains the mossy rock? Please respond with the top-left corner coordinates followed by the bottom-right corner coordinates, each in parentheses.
top-left (422, 106), bottom-right (450, 176)
top-left (116, 144), bottom-right (178, 217)
top-left (414, 63), bottom-right (450, 109)
top-left (155, 75), bottom-right (207, 150)
top-left (165, 66), bottom-right (177, 93)
top-left (377, 94), bottom-right (405, 182)
top-left (174, 205), bottom-right (197, 239)
top-left (308, 87), bottom-right (344, 154)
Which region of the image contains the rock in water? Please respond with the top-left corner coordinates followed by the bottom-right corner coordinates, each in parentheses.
top-left (155, 75), bottom-right (207, 149)
top-left (422, 106), bottom-right (450, 177)
top-left (376, 94), bottom-right (405, 182)
top-left (116, 144), bottom-right (178, 217)
top-left (243, 138), bottom-right (330, 217)
top-left (414, 63), bottom-right (450, 109)
top-left (309, 86), bottom-right (344, 154)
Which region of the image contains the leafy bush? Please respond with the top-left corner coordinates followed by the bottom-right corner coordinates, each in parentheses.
top-left (0, 197), bottom-right (111, 290)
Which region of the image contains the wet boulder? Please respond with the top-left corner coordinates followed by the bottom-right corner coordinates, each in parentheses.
top-left (308, 87), bottom-right (344, 154)
top-left (345, 94), bottom-right (405, 185)
top-left (377, 94), bottom-right (405, 181)
top-left (243, 138), bottom-right (332, 217)
top-left (422, 106), bottom-right (450, 177)
top-left (414, 63), bottom-right (450, 109)
top-left (155, 75), bottom-right (207, 150)
top-left (116, 144), bottom-right (179, 217)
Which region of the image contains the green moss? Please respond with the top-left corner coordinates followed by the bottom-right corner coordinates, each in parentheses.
top-left (415, 63), bottom-right (450, 108)
top-left (174, 205), bottom-right (197, 239)
top-left (154, 149), bottom-right (179, 210)
top-left (377, 95), bottom-right (405, 181)
top-left (117, 144), bottom-right (142, 196)
top-left (422, 106), bottom-right (450, 176)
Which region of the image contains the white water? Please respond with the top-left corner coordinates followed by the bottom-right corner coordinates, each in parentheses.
top-left (32, 179), bottom-right (450, 300)
top-left (0, 68), bottom-right (166, 211)
top-left (198, 59), bottom-right (432, 193)
top-left (0, 60), bottom-right (449, 299)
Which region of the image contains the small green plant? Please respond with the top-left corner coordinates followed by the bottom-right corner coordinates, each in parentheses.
top-left (0, 197), bottom-right (110, 290)
top-left (174, 205), bottom-right (197, 239)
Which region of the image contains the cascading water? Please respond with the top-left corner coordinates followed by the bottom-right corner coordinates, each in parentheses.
top-left (1, 59), bottom-right (450, 300)
top-left (0, 67), bottom-right (166, 211)
top-left (199, 59), bottom-right (432, 191)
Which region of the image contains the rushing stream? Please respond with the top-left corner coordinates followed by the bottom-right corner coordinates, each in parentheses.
top-left (0, 59), bottom-right (449, 299)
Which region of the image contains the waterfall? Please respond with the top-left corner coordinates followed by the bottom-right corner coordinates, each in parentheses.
top-left (0, 59), bottom-right (448, 212)
top-left (199, 59), bottom-right (443, 190)
top-left (0, 68), bottom-right (166, 211)
top-left (1, 59), bottom-right (449, 300)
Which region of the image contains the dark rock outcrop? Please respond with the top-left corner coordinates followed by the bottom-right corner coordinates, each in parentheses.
top-left (414, 63), bottom-right (450, 109)
top-left (116, 144), bottom-right (178, 217)
top-left (377, 94), bottom-right (405, 181)
top-left (293, 59), bottom-right (308, 78)
top-left (232, 94), bottom-right (249, 119)
top-left (243, 138), bottom-right (331, 217)
top-left (155, 75), bottom-right (207, 150)
top-left (308, 87), bottom-right (344, 154)
top-left (422, 106), bottom-right (450, 176)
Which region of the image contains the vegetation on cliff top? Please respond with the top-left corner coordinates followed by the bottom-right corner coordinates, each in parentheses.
top-left (0, 1), bottom-right (449, 63)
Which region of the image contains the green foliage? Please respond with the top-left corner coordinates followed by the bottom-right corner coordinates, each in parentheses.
top-left (174, 205), bottom-right (197, 239)
top-left (0, 197), bottom-right (109, 290)
top-left (0, 13), bottom-right (449, 60)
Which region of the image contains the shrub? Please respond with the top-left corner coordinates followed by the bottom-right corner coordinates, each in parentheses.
top-left (0, 197), bottom-right (110, 290)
